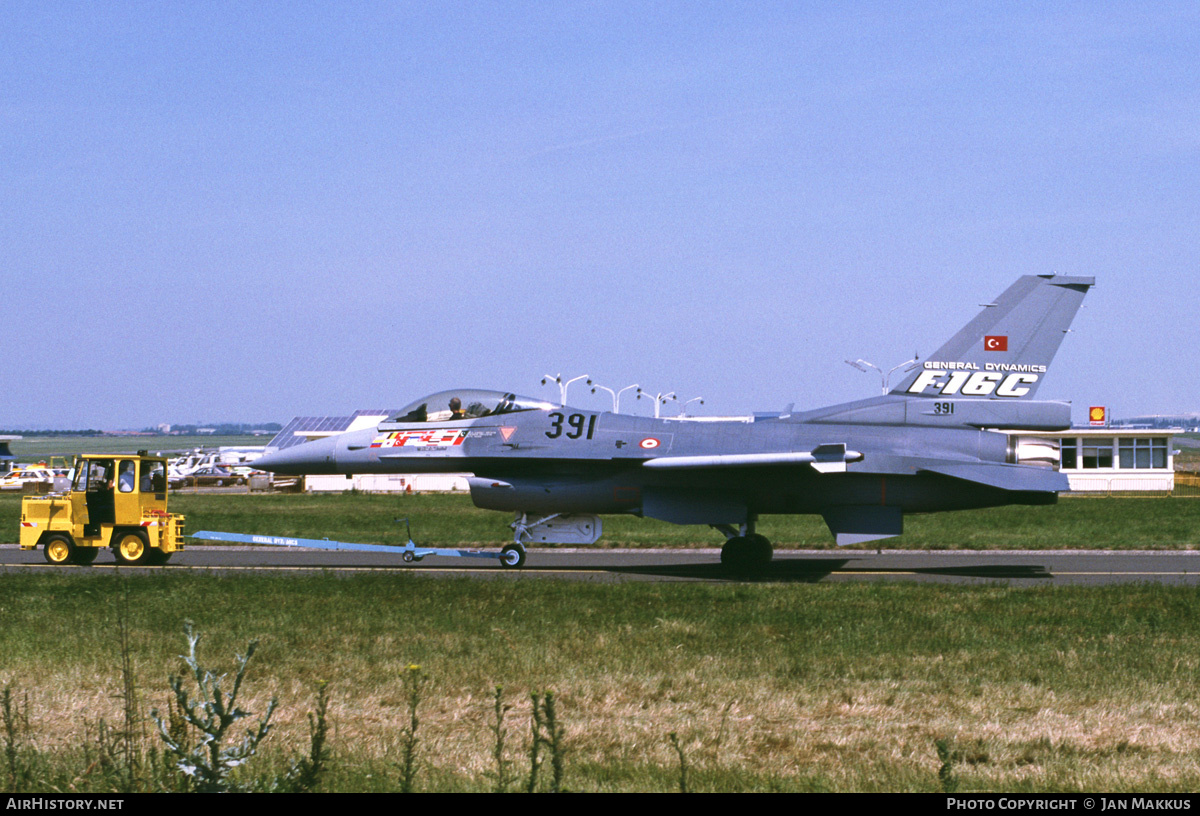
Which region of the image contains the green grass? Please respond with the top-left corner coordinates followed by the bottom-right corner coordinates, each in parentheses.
top-left (3, 573), bottom-right (1200, 791)
top-left (4, 491), bottom-right (1199, 549)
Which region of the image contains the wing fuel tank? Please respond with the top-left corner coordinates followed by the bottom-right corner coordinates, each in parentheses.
top-left (642, 445), bottom-right (863, 472)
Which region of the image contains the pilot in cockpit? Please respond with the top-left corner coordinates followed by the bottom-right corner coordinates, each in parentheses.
top-left (449, 397), bottom-right (467, 420)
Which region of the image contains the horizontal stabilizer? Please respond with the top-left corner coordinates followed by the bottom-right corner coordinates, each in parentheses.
top-left (821, 506), bottom-right (903, 546)
top-left (918, 461), bottom-right (1068, 493)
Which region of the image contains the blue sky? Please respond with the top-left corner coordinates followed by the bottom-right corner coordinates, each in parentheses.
top-left (3, 2), bottom-right (1197, 428)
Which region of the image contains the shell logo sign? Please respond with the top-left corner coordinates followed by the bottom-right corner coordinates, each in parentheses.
top-left (1089, 406), bottom-right (1107, 427)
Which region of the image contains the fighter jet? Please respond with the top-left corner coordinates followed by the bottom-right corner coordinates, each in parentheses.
top-left (255, 274), bottom-right (1092, 569)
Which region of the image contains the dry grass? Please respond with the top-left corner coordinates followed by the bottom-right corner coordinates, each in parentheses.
top-left (4, 573), bottom-right (1200, 791)
top-left (12, 672), bottom-right (1200, 791)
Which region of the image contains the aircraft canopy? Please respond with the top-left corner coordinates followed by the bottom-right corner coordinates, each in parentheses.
top-left (386, 390), bottom-right (555, 424)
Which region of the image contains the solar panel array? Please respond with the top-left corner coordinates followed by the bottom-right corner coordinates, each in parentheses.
top-left (266, 410), bottom-right (403, 451)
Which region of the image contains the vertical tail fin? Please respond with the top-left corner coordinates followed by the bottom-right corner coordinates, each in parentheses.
top-left (891, 274), bottom-right (1093, 400)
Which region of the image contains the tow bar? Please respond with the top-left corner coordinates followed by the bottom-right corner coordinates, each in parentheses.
top-left (191, 517), bottom-right (526, 568)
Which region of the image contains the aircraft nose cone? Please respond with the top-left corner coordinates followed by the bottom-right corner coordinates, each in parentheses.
top-left (253, 436), bottom-right (338, 474)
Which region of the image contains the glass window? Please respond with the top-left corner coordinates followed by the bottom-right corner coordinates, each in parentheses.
top-left (72, 462), bottom-right (89, 492)
top-left (140, 461), bottom-right (166, 492)
top-left (1060, 438), bottom-right (1078, 469)
top-left (386, 390), bottom-right (555, 424)
top-left (117, 461), bottom-right (136, 493)
top-left (1081, 438), bottom-right (1113, 469)
top-left (1117, 438), bottom-right (1168, 470)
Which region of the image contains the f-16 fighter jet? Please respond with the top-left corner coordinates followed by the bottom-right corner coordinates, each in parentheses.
top-left (255, 274), bottom-right (1092, 569)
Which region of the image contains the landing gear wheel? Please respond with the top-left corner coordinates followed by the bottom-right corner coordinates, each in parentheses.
top-left (720, 534), bottom-right (773, 574)
top-left (43, 534), bottom-right (75, 565)
top-left (745, 533), bottom-right (773, 567)
top-left (720, 536), bottom-right (748, 570)
top-left (112, 531), bottom-right (151, 566)
top-left (500, 544), bottom-right (526, 569)
top-left (402, 551), bottom-right (415, 563)
top-left (72, 547), bottom-right (99, 565)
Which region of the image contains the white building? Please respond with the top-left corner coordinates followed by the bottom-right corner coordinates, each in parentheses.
top-left (304, 472), bottom-right (469, 493)
top-left (1020, 428), bottom-right (1178, 493)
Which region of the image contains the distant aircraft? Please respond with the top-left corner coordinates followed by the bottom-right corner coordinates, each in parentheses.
top-left (255, 274), bottom-right (1093, 569)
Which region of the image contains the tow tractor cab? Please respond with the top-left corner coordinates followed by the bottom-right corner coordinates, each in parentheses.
top-left (18, 453), bottom-right (185, 565)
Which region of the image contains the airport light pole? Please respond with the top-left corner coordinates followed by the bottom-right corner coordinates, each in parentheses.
top-left (844, 355), bottom-right (920, 395)
top-left (636, 389), bottom-right (677, 419)
top-left (591, 383), bottom-right (639, 413)
top-left (678, 397), bottom-right (705, 417)
top-left (540, 374), bottom-right (590, 406)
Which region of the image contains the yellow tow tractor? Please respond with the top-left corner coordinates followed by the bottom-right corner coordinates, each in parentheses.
top-left (19, 453), bottom-right (185, 565)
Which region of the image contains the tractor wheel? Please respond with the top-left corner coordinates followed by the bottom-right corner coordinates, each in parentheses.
top-left (113, 531), bottom-right (151, 566)
top-left (43, 534), bottom-right (75, 565)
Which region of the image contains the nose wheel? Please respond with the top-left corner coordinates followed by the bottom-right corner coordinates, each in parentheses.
top-left (500, 544), bottom-right (526, 569)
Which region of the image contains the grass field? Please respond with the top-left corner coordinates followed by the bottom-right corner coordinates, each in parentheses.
top-left (4, 491), bottom-right (1198, 549)
top-left (1175, 437), bottom-right (1200, 471)
top-left (3, 491), bottom-right (1198, 791)
top-left (2, 573), bottom-right (1200, 792)
top-left (7, 435), bottom-right (267, 460)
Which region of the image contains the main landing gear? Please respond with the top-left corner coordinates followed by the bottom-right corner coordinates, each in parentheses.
top-left (713, 516), bottom-right (774, 573)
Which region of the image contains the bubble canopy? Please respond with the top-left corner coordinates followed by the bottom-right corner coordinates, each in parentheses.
top-left (385, 390), bottom-right (555, 424)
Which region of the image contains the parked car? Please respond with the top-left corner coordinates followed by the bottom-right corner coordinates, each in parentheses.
top-left (0, 466), bottom-right (57, 491)
top-left (169, 465), bottom-right (245, 488)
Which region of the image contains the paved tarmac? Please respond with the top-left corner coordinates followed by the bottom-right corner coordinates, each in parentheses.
top-left (3, 543), bottom-right (1199, 585)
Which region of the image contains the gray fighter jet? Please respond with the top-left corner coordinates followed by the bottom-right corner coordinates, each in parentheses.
top-left (255, 274), bottom-right (1092, 569)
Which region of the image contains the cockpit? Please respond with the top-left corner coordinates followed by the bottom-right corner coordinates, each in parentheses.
top-left (384, 390), bottom-right (556, 424)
